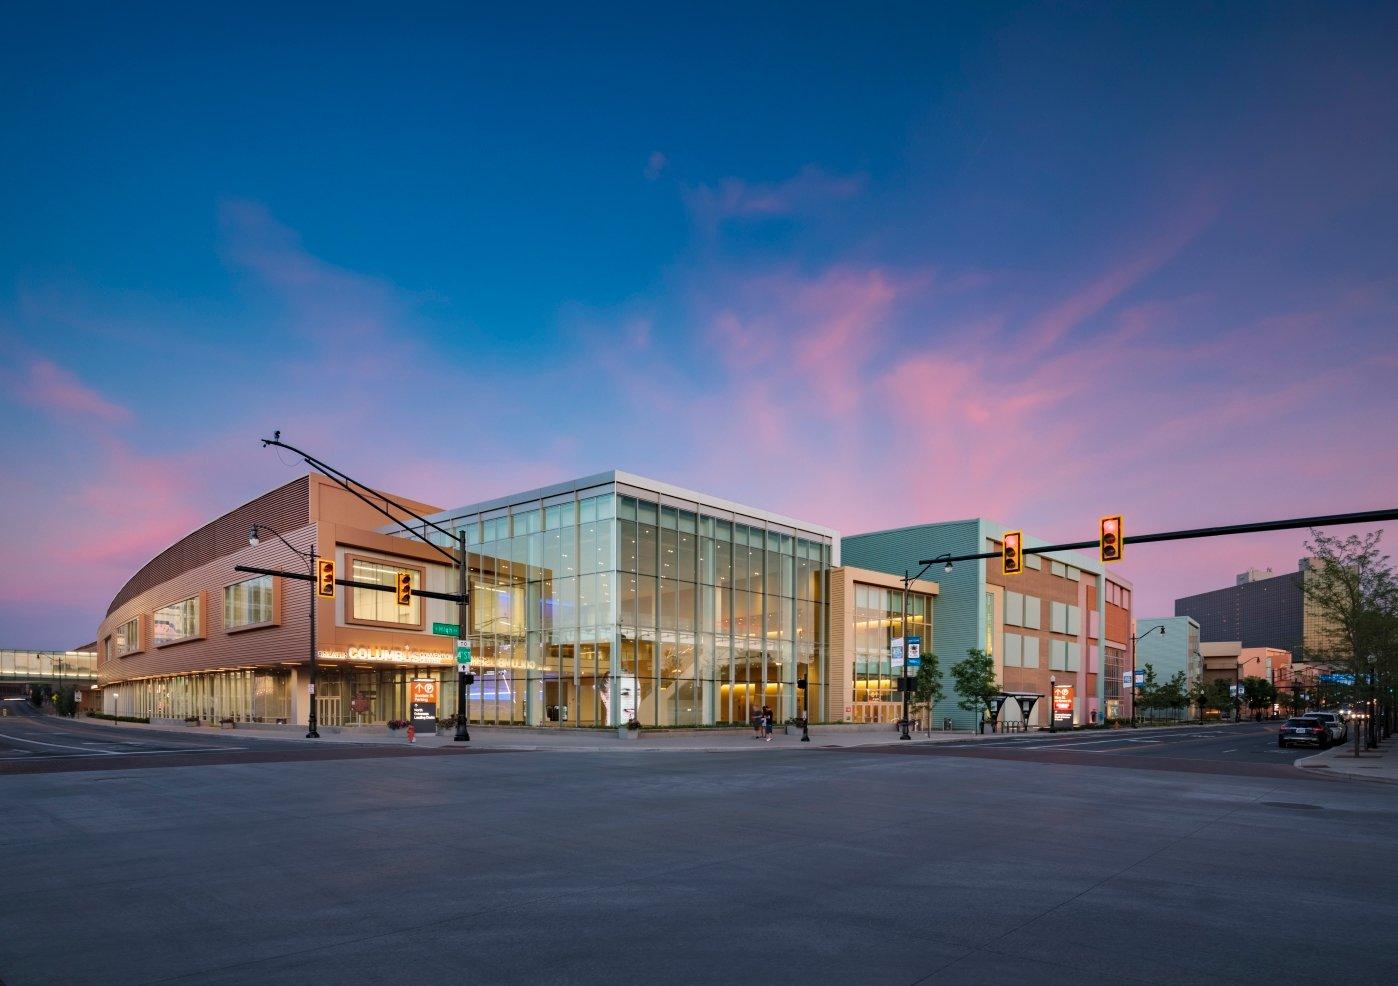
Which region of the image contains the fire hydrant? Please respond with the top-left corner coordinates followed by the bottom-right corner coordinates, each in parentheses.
top-left (406, 723), bottom-right (416, 744)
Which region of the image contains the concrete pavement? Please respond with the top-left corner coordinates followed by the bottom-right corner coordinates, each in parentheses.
top-left (1298, 731), bottom-right (1398, 784)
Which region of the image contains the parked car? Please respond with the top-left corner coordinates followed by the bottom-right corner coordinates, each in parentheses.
top-left (1305, 711), bottom-right (1347, 744)
top-left (1279, 716), bottom-right (1329, 748)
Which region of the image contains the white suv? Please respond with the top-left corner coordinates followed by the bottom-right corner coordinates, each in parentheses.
top-left (1306, 711), bottom-right (1347, 744)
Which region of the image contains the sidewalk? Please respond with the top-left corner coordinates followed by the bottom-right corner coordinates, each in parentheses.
top-left (1297, 733), bottom-right (1398, 784)
top-left (76, 714), bottom-right (983, 752)
top-left (74, 714), bottom-right (1235, 753)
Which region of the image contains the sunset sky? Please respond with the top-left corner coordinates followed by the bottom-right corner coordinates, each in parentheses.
top-left (2, 2), bottom-right (1396, 648)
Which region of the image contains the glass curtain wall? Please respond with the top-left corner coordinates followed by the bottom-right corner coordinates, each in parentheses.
top-left (851, 586), bottom-right (932, 723)
top-left (441, 484), bottom-right (830, 728)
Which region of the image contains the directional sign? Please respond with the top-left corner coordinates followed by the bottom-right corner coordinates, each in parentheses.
top-left (456, 639), bottom-right (472, 664)
top-left (433, 622), bottom-right (461, 637)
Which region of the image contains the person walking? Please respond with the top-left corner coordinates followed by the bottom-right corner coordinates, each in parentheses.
top-left (762, 703), bottom-right (774, 742)
top-left (753, 705), bottom-right (763, 739)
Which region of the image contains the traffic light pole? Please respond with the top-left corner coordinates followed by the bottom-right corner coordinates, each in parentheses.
top-left (455, 529), bottom-right (471, 742)
top-left (900, 572), bottom-right (911, 741)
top-left (248, 524), bottom-right (319, 738)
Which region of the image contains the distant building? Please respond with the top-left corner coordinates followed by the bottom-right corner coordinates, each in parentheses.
top-left (1239, 646), bottom-right (1290, 684)
top-left (1200, 640), bottom-right (1243, 692)
top-left (1134, 616), bottom-right (1201, 690)
top-left (1175, 559), bottom-right (1335, 658)
top-left (1236, 568), bottom-right (1275, 585)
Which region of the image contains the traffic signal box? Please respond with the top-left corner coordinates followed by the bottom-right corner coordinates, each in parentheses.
top-left (1100, 515), bottom-right (1124, 563)
top-left (316, 559), bottom-right (336, 598)
top-left (1002, 531), bottom-right (1024, 576)
top-left (396, 570), bottom-right (413, 606)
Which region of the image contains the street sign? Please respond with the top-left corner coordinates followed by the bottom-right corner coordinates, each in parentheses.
top-left (456, 639), bottom-right (472, 664)
top-left (433, 622), bottom-right (461, 637)
top-left (1122, 670), bottom-right (1133, 689)
top-left (409, 679), bottom-right (438, 734)
top-left (890, 637), bottom-right (905, 670)
top-left (907, 656), bottom-right (922, 670)
top-left (1134, 669), bottom-right (1145, 687)
top-left (1052, 684), bottom-right (1075, 729)
top-left (907, 636), bottom-right (921, 665)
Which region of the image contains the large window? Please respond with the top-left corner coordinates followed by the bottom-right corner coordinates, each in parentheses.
top-left (112, 617), bottom-right (140, 657)
top-left (154, 596), bottom-right (201, 647)
top-left (224, 575), bottom-right (274, 631)
top-left (347, 557), bottom-right (423, 628)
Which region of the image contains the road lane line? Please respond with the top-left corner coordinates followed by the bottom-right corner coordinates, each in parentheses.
top-left (0, 731), bottom-right (120, 754)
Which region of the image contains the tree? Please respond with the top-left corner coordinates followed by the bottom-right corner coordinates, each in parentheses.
top-left (1302, 529), bottom-right (1398, 751)
top-left (950, 649), bottom-right (999, 733)
top-left (1135, 663), bottom-right (1161, 724)
top-left (1241, 676), bottom-right (1274, 718)
top-left (1160, 670), bottom-right (1188, 719)
top-left (1204, 679), bottom-right (1233, 720)
top-left (912, 651), bottom-right (944, 731)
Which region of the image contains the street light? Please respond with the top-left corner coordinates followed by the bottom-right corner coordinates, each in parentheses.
top-left (1128, 625), bottom-right (1166, 727)
top-left (250, 524), bottom-right (320, 739)
top-left (899, 553), bottom-right (950, 741)
top-left (1367, 654), bottom-right (1378, 750)
top-left (1049, 674), bottom-right (1057, 733)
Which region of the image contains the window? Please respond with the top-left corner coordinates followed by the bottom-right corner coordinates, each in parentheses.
top-left (1022, 595), bottom-right (1041, 630)
top-left (1066, 642), bottom-right (1081, 672)
top-left (1026, 553), bottom-right (1042, 570)
top-left (1050, 601), bottom-right (1067, 634)
top-left (347, 557), bottom-right (423, 628)
top-left (1050, 639), bottom-right (1068, 672)
top-left (112, 617), bottom-right (140, 657)
top-left (1065, 566), bottom-right (1080, 582)
top-left (1067, 605), bottom-right (1081, 636)
top-left (224, 576), bottom-right (274, 631)
top-left (1003, 632), bottom-right (1023, 667)
top-left (154, 596), bottom-right (201, 646)
top-left (1050, 560), bottom-right (1066, 578)
top-left (1005, 591), bottom-right (1024, 627)
top-left (1022, 636), bottom-right (1040, 669)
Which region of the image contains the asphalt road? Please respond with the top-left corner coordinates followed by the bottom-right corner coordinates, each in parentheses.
top-left (0, 699), bottom-right (482, 774)
top-left (847, 722), bottom-right (1322, 780)
top-left (3, 706), bottom-right (1395, 985)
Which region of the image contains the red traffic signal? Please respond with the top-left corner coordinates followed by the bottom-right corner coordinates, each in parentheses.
top-left (1002, 531), bottom-right (1024, 576)
top-left (316, 559), bottom-right (336, 598)
top-left (396, 570), bottom-right (413, 606)
top-left (1100, 515), bottom-right (1124, 563)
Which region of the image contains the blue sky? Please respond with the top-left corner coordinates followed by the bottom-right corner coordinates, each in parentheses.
top-left (2, 1), bottom-right (1396, 647)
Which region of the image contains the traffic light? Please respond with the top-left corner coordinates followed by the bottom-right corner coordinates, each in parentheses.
top-left (316, 559), bottom-right (336, 598)
top-left (1002, 531), bottom-right (1024, 576)
top-left (396, 570), bottom-right (413, 606)
top-left (1100, 515), bottom-right (1124, 563)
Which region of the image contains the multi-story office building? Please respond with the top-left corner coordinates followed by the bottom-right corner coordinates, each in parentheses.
top-left (1175, 560), bottom-right (1335, 658)
top-left (0, 648), bottom-right (98, 700)
top-left (843, 521), bottom-right (1134, 729)
top-left (1133, 616), bottom-right (1201, 690)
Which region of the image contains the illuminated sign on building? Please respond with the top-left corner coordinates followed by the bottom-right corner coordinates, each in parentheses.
top-left (316, 646), bottom-right (454, 666)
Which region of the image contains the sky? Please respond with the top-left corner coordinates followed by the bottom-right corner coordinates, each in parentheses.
top-left (2, 1), bottom-right (1396, 648)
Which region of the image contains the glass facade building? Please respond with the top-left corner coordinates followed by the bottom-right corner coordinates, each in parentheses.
top-left (396, 472), bottom-right (838, 727)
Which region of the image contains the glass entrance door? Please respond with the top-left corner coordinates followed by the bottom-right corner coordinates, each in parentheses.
top-left (316, 695), bottom-right (343, 727)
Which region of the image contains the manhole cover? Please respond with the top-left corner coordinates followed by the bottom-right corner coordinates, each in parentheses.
top-left (1262, 801), bottom-right (1323, 811)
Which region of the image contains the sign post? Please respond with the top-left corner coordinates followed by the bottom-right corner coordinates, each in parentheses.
top-left (1052, 684), bottom-right (1075, 731)
top-left (409, 678), bottom-right (438, 735)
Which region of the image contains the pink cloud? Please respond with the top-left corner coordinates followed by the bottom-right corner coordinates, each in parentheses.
top-left (10, 359), bottom-right (132, 424)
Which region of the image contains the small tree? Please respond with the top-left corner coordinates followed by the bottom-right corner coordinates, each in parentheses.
top-left (950, 648), bottom-right (999, 733)
top-left (912, 651), bottom-right (944, 731)
top-left (1160, 670), bottom-right (1188, 720)
top-left (1241, 676), bottom-right (1273, 719)
top-left (1135, 663), bottom-right (1160, 724)
top-left (1204, 679), bottom-right (1233, 720)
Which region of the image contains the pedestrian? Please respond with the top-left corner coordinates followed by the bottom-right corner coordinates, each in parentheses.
top-left (753, 706), bottom-right (763, 739)
top-left (762, 704), bottom-right (774, 742)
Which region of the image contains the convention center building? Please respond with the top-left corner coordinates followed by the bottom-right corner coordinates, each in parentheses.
top-left (96, 471), bottom-right (939, 730)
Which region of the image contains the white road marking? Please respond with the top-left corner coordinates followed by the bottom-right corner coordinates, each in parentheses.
top-left (0, 730), bottom-right (245, 756)
top-left (0, 746), bottom-right (246, 761)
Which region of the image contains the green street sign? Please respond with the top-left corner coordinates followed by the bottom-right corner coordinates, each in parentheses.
top-left (456, 639), bottom-right (472, 664)
top-left (432, 622), bottom-right (460, 637)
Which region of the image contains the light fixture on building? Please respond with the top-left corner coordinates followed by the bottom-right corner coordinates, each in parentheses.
top-left (248, 526), bottom-right (260, 546)
top-left (944, 561), bottom-right (953, 573)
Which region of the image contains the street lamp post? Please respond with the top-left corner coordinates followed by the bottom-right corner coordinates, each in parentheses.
top-left (1367, 654), bottom-right (1378, 750)
top-left (1128, 624), bottom-right (1166, 727)
top-left (249, 524), bottom-right (319, 739)
top-left (898, 555), bottom-right (952, 742)
top-left (1049, 674), bottom-right (1057, 733)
